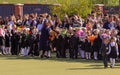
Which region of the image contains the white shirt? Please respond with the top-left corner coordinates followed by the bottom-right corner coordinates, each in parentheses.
top-left (107, 42), bottom-right (119, 55)
top-left (37, 24), bottom-right (43, 31)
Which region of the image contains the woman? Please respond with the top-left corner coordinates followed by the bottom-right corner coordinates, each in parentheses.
top-left (107, 37), bottom-right (119, 68)
top-left (62, 14), bottom-right (70, 29)
top-left (40, 20), bottom-right (51, 58)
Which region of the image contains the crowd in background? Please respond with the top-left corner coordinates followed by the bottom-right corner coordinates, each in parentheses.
top-left (0, 11), bottom-right (120, 67)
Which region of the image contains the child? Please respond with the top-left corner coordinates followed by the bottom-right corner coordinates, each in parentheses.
top-left (0, 25), bottom-right (5, 55)
top-left (79, 39), bottom-right (86, 59)
top-left (85, 38), bottom-right (92, 60)
top-left (5, 29), bottom-right (11, 55)
top-left (100, 38), bottom-right (109, 68)
top-left (21, 29), bottom-right (30, 56)
top-left (33, 34), bottom-right (40, 56)
top-left (20, 30), bottom-right (26, 56)
top-left (93, 29), bottom-right (102, 60)
top-left (107, 37), bottom-right (119, 68)
top-left (69, 30), bottom-right (79, 59)
top-left (55, 35), bottom-right (63, 58)
top-left (11, 30), bottom-right (20, 55)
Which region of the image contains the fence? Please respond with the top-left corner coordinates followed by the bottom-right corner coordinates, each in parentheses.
top-left (0, 4), bottom-right (52, 18)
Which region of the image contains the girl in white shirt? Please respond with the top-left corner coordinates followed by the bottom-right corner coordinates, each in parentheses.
top-left (107, 37), bottom-right (119, 68)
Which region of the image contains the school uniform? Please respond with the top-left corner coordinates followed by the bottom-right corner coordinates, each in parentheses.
top-left (109, 44), bottom-right (118, 58)
top-left (11, 32), bottom-right (20, 55)
top-left (93, 35), bottom-right (102, 60)
top-left (69, 34), bottom-right (79, 59)
top-left (62, 35), bottom-right (69, 58)
top-left (0, 36), bottom-right (5, 46)
top-left (24, 34), bottom-right (31, 56)
top-left (5, 33), bottom-right (11, 54)
top-left (0, 28), bottom-right (5, 55)
top-left (33, 34), bottom-right (40, 56)
top-left (20, 33), bottom-right (25, 53)
top-left (28, 34), bottom-right (35, 56)
top-left (79, 40), bottom-right (86, 59)
top-left (55, 35), bottom-right (63, 58)
top-left (0, 36), bottom-right (5, 54)
top-left (21, 33), bottom-right (29, 56)
top-left (107, 42), bottom-right (119, 68)
top-left (117, 38), bottom-right (120, 58)
top-left (85, 39), bottom-right (92, 59)
top-left (100, 43), bottom-right (109, 68)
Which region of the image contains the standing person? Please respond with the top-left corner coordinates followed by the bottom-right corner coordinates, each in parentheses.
top-left (79, 39), bottom-right (86, 59)
top-left (5, 29), bottom-right (11, 55)
top-left (62, 14), bottom-right (70, 29)
top-left (23, 30), bottom-right (31, 56)
top-left (28, 33), bottom-right (35, 56)
top-left (69, 30), bottom-right (79, 59)
top-left (11, 30), bottom-right (20, 55)
top-left (20, 30), bottom-right (26, 56)
top-left (37, 17), bottom-right (43, 32)
top-left (40, 20), bottom-right (51, 58)
top-left (117, 36), bottom-right (120, 58)
top-left (85, 31), bottom-right (94, 60)
top-left (34, 33), bottom-right (40, 56)
top-left (100, 38), bottom-right (110, 68)
top-left (0, 25), bottom-right (5, 55)
top-left (55, 35), bottom-right (63, 58)
top-left (20, 29), bottom-right (30, 56)
top-left (85, 38), bottom-right (92, 60)
top-left (93, 29), bottom-right (102, 60)
top-left (107, 37), bottom-right (119, 68)
top-left (32, 27), bottom-right (40, 56)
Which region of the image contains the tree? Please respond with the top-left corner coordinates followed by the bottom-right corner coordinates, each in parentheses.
top-left (51, 0), bottom-right (93, 18)
top-left (91, 0), bottom-right (119, 6)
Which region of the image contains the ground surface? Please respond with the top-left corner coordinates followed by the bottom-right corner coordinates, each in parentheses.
top-left (0, 55), bottom-right (120, 75)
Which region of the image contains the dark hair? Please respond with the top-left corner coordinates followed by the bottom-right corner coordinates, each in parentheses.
top-left (110, 37), bottom-right (116, 42)
top-left (53, 14), bottom-right (57, 18)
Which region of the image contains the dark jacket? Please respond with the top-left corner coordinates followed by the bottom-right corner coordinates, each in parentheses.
top-left (69, 35), bottom-right (79, 49)
top-left (100, 43), bottom-right (109, 56)
top-left (103, 21), bottom-right (110, 29)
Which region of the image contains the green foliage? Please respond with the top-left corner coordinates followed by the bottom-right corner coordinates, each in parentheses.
top-left (91, 0), bottom-right (119, 6)
top-left (51, 0), bottom-right (93, 19)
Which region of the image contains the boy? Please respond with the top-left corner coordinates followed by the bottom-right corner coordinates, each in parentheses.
top-left (100, 38), bottom-right (109, 68)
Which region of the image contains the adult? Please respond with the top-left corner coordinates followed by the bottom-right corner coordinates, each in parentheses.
top-left (40, 20), bottom-right (51, 58)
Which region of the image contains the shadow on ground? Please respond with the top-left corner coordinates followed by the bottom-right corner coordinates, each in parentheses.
top-left (1, 54), bottom-right (120, 70)
top-left (67, 67), bottom-right (120, 70)
top-left (0, 53), bottom-right (120, 65)
top-left (0, 54), bottom-right (103, 63)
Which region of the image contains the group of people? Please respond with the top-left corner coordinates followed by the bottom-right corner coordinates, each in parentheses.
top-left (0, 11), bottom-right (120, 68)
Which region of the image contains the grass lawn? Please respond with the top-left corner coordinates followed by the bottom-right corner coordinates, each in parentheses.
top-left (0, 55), bottom-right (120, 75)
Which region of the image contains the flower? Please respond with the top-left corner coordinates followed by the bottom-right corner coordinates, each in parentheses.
top-left (88, 35), bottom-right (96, 42)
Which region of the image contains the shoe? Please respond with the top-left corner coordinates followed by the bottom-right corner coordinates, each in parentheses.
top-left (104, 66), bottom-right (108, 69)
top-left (110, 65), bottom-right (113, 68)
top-left (41, 55), bottom-right (43, 58)
top-left (44, 55), bottom-right (49, 58)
